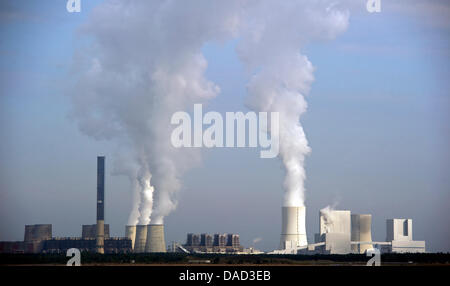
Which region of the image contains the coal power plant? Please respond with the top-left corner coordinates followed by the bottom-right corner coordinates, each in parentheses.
top-left (0, 155), bottom-right (427, 255)
top-left (272, 208), bottom-right (426, 255)
top-left (0, 156), bottom-right (167, 254)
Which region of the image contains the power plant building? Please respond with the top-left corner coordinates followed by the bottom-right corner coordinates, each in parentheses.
top-left (300, 211), bottom-right (426, 255)
top-left (0, 157), bottom-right (132, 254)
top-left (82, 224), bottom-right (110, 239)
top-left (350, 214), bottom-right (373, 254)
top-left (379, 219), bottom-right (425, 253)
top-left (0, 224), bottom-right (131, 254)
top-left (184, 233), bottom-right (243, 253)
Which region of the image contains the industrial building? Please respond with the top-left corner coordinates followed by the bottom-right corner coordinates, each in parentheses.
top-left (0, 224), bottom-right (131, 254)
top-left (82, 224), bottom-right (110, 239)
top-left (293, 209), bottom-right (426, 255)
top-left (124, 224), bottom-right (167, 253)
top-left (378, 219), bottom-right (426, 253)
top-left (0, 157), bottom-right (132, 254)
top-left (0, 155), bottom-right (427, 256)
top-left (183, 233), bottom-right (243, 253)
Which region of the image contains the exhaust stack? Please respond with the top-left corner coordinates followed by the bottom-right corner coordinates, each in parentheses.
top-left (145, 224), bottom-right (166, 253)
top-left (96, 156), bottom-right (105, 254)
top-left (280, 206), bottom-right (307, 249)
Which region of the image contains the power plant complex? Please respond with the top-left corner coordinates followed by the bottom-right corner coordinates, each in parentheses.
top-left (273, 207), bottom-right (425, 255)
top-left (0, 156), bottom-right (426, 255)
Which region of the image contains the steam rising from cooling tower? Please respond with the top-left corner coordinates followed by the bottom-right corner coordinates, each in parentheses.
top-left (70, 1), bottom-right (349, 224)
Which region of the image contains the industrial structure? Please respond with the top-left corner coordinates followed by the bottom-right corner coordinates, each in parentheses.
top-left (0, 156), bottom-right (132, 254)
top-left (351, 214), bottom-right (373, 254)
top-left (124, 223), bottom-right (167, 253)
top-left (182, 233), bottom-right (243, 253)
top-left (82, 224), bottom-right (110, 239)
top-left (133, 225), bottom-right (148, 253)
top-left (0, 155), bottom-right (427, 255)
top-left (280, 206), bottom-right (308, 251)
top-left (96, 156), bottom-right (105, 254)
top-left (0, 224), bottom-right (131, 254)
top-left (146, 224), bottom-right (166, 252)
top-left (379, 219), bottom-right (426, 253)
top-left (286, 209), bottom-right (426, 255)
top-left (125, 225), bottom-right (137, 249)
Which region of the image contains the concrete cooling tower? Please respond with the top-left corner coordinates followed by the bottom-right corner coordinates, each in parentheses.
top-left (125, 225), bottom-right (137, 250)
top-left (351, 214), bottom-right (373, 253)
top-left (280, 206), bottom-right (308, 249)
top-left (145, 224), bottom-right (166, 253)
top-left (134, 225), bottom-right (148, 253)
top-left (24, 224), bottom-right (52, 253)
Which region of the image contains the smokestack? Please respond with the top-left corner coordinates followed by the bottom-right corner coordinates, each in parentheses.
top-left (134, 225), bottom-right (148, 253)
top-left (145, 224), bottom-right (166, 253)
top-left (96, 156), bottom-right (105, 254)
top-left (280, 206), bottom-right (307, 249)
top-left (125, 225), bottom-right (137, 250)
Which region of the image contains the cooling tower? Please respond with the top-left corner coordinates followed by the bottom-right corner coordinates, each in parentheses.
top-left (125, 225), bottom-right (137, 250)
top-left (280, 206), bottom-right (308, 249)
top-left (24, 224), bottom-right (52, 242)
top-left (96, 156), bottom-right (105, 254)
top-left (351, 214), bottom-right (373, 253)
top-left (145, 224), bottom-right (166, 253)
top-left (24, 224), bottom-right (52, 253)
top-left (134, 225), bottom-right (148, 253)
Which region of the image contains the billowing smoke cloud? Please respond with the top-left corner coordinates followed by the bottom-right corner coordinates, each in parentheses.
top-left (237, 1), bottom-right (349, 207)
top-left (70, 0), bottom-right (241, 225)
top-left (69, 0), bottom-right (349, 224)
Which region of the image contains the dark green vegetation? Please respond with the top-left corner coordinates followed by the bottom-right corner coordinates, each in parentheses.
top-left (1, 252), bottom-right (449, 265)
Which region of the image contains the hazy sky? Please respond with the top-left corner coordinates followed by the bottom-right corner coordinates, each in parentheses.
top-left (0, 0), bottom-right (449, 252)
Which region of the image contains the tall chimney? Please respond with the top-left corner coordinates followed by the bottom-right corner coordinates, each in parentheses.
top-left (96, 156), bottom-right (105, 254)
top-left (280, 206), bottom-right (307, 249)
top-left (145, 224), bottom-right (166, 253)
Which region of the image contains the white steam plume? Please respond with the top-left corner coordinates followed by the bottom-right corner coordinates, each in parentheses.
top-left (69, 0), bottom-right (241, 225)
top-left (320, 202), bottom-right (340, 233)
top-left (69, 0), bottom-right (350, 224)
top-left (237, 1), bottom-right (349, 207)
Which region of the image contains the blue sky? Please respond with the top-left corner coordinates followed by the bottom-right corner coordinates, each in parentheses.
top-left (0, 1), bottom-right (449, 252)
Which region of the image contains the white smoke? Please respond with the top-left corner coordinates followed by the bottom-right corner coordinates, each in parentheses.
top-left (252, 237), bottom-right (262, 245)
top-left (320, 202), bottom-right (340, 233)
top-left (69, 0), bottom-right (350, 224)
top-left (237, 1), bottom-right (349, 207)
